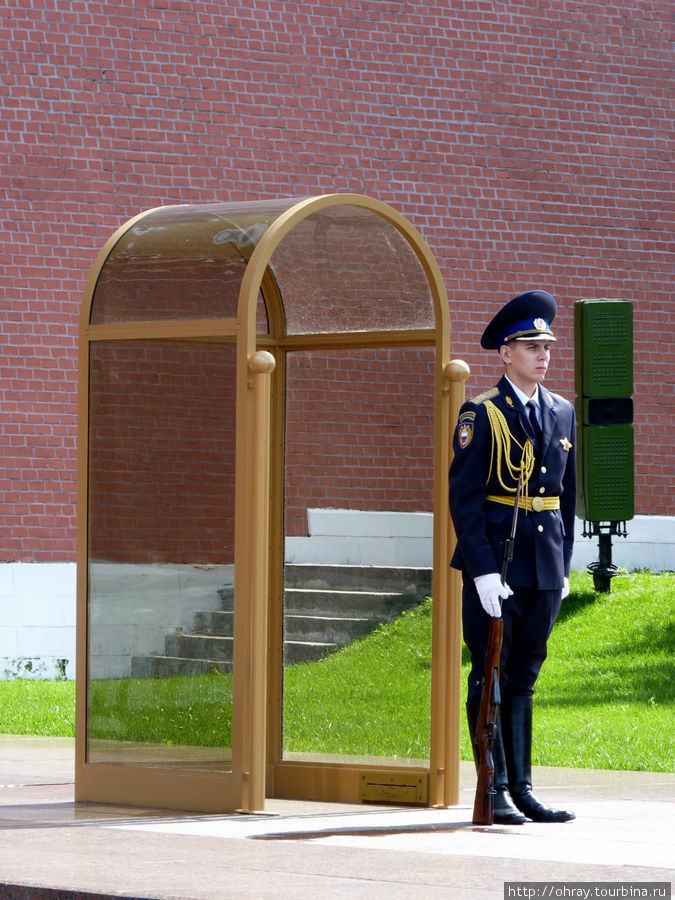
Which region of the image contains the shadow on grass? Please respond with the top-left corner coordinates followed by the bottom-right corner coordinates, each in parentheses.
top-left (611, 618), bottom-right (675, 658)
top-left (555, 585), bottom-right (599, 624)
top-left (537, 655), bottom-right (674, 708)
top-left (459, 585), bottom-right (598, 667)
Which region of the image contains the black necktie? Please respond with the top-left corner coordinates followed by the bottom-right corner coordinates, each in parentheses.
top-left (527, 401), bottom-right (542, 450)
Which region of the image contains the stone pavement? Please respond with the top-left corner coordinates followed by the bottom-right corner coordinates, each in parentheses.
top-left (0, 734), bottom-right (672, 899)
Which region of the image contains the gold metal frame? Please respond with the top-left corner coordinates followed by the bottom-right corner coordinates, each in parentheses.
top-left (76, 193), bottom-right (469, 813)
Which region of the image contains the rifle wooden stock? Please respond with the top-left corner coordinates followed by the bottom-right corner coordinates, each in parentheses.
top-left (472, 474), bottom-right (521, 825)
top-left (472, 614), bottom-right (504, 825)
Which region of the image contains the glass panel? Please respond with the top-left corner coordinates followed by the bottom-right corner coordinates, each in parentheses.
top-left (256, 289), bottom-right (270, 334)
top-left (91, 199), bottom-right (301, 324)
top-left (87, 341), bottom-right (237, 770)
top-left (270, 205), bottom-right (434, 334)
top-left (282, 346), bottom-right (435, 766)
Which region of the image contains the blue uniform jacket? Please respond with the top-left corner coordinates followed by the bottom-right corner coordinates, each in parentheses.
top-left (449, 375), bottom-right (576, 590)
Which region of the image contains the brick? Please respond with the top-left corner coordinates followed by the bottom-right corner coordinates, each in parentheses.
top-left (1, 1), bottom-right (671, 559)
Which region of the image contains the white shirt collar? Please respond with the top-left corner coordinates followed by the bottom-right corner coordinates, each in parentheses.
top-left (505, 376), bottom-right (539, 409)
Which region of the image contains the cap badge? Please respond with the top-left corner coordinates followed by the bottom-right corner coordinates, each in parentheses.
top-left (534, 317), bottom-right (547, 331)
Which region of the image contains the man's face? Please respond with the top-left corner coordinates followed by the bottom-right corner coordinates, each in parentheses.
top-left (500, 339), bottom-right (551, 388)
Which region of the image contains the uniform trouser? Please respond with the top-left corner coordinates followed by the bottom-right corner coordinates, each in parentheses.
top-left (462, 576), bottom-right (563, 702)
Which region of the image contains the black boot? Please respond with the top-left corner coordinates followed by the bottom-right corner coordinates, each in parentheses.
top-left (466, 700), bottom-right (526, 825)
top-left (502, 695), bottom-right (575, 823)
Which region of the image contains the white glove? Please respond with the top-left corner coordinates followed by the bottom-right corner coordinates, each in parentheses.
top-left (562, 577), bottom-right (570, 599)
top-left (474, 573), bottom-right (513, 618)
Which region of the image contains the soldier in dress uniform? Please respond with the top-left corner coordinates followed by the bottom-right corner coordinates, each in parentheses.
top-left (449, 290), bottom-right (576, 824)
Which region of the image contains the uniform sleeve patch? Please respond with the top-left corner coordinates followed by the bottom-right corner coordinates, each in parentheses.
top-left (457, 417), bottom-right (474, 448)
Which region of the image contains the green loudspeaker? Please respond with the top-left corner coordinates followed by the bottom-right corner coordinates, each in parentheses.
top-left (574, 299), bottom-right (634, 522)
top-left (575, 299), bottom-right (633, 400)
top-left (576, 424), bottom-right (634, 522)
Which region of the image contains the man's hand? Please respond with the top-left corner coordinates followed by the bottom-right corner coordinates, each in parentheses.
top-left (562, 577), bottom-right (570, 599)
top-left (474, 573), bottom-right (513, 617)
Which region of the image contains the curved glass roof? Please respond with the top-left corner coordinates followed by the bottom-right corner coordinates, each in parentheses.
top-left (88, 195), bottom-right (438, 336)
top-left (269, 203), bottom-right (434, 334)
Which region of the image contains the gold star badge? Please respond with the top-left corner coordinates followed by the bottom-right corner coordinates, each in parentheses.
top-left (560, 436), bottom-right (572, 451)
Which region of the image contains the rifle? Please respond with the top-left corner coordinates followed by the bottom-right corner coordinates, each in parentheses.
top-left (472, 474), bottom-right (522, 825)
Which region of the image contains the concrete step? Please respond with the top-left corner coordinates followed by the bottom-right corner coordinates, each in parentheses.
top-left (194, 610), bottom-right (234, 635)
top-left (283, 640), bottom-right (338, 664)
top-left (284, 563), bottom-right (431, 596)
top-left (130, 565), bottom-right (431, 676)
top-left (132, 638), bottom-right (339, 674)
top-left (165, 633), bottom-right (233, 663)
top-left (130, 655), bottom-right (233, 677)
top-left (216, 586), bottom-right (234, 609)
top-left (284, 613), bottom-right (377, 645)
top-left (284, 588), bottom-right (418, 619)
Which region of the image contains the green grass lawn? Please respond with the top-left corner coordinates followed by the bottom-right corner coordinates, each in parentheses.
top-left (284, 569), bottom-right (674, 771)
top-left (0, 570), bottom-right (672, 772)
top-left (530, 570), bottom-right (674, 770)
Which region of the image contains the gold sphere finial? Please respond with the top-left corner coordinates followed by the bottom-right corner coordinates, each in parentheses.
top-left (248, 350), bottom-right (276, 374)
top-left (444, 359), bottom-right (470, 383)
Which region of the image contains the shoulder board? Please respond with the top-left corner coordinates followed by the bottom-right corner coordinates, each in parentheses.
top-left (469, 387), bottom-right (499, 405)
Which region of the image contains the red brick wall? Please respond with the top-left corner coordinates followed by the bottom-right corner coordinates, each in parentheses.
top-left (285, 348), bottom-right (435, 537)
top-left (2, 1), bottom-right (672, 561)
top-left (88, 342), bottom-right (237, 564)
